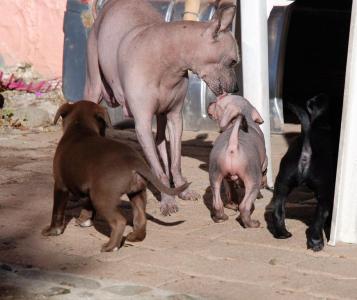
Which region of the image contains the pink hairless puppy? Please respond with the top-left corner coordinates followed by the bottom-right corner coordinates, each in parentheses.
top-left (207, 94), bottom-right (268, 227)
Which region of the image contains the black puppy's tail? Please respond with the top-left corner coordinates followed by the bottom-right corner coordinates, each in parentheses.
top-left (133, 160), bottom-right (190, 196)
top-left (287, 103), bottom-right (312, 177)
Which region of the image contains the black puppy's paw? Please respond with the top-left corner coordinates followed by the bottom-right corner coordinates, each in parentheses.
top-left (273, 227), bottom-right (292, 239)
top-left (307, 238), bottom-right (324, 252)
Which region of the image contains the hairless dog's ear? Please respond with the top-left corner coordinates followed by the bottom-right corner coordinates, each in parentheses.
top-left (207, 102), bottom-right (217, 120)
top-left (219, 106), bottom-right (242, 130)
top-left (251, 108), bottom-right (264, 124)
top-left (209, 4), bottom-right (236, 39)
top-left (54, 103), bottom-right (73, 125)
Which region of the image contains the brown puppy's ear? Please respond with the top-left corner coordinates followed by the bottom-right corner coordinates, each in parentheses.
top-left (251, 108), bottom-right (264, 124)
top-left (207, 102), bottom-right (218, 120)
top-left (54, 103), bottom-right (73, 125)
top-left (209, 4), bottom-right (236, 39)
top-left (95, 107), bottom-right (112, 136)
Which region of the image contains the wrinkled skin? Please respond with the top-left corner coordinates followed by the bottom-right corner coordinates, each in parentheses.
top-left (84, 0), bottom-right (240, 215)
top-left (208, 94), bottom-right (267, 227)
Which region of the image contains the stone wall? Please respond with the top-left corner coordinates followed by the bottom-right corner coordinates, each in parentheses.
top-left (0, 1), bottom-right (67, 79)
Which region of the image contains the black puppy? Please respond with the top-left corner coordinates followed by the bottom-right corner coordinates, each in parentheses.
top-left (272, 94), bottom-right (337, 251)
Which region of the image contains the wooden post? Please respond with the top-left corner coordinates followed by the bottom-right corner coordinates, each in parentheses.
top-left (183, 0), bottom-right (200, 21)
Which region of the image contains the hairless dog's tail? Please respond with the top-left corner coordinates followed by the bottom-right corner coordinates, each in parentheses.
top-left (134, 162), bottom-right (190, 196)
top-left (227, 114), bottom-right (248, 151)
top-left (287, 103), bottom-right (312, 177)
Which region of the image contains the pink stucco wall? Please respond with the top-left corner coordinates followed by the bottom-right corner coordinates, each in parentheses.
top-left (0, 1), bottom-right (67, 79)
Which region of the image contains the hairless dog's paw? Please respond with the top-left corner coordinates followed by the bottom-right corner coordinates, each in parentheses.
top-left (178, 189), bottom-right (201, 201)
top-left (239, 215), bottom-right (261, 228)
top-left (41, 226), bottom-right (64, 236)
top-left (224, 202), bottom-right (239, 211)
top-left (212, 212), bottom-right (229, 223)
top-left (160, 198), bottom-right (179, 216)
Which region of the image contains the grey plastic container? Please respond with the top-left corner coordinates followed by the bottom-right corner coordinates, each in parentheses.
top-left (62, 0), bottom-right (90, 102)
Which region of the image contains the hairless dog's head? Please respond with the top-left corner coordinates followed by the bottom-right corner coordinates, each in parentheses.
top-left (208, 94), bottom-right (263, 130)
top-left (54, 101), bottom-right (112, 136)
top-left (192, 4), bottom-right (240, 96)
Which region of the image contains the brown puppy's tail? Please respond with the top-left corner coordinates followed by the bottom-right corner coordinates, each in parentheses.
top-left (134, 162), bottom-right (190, 196)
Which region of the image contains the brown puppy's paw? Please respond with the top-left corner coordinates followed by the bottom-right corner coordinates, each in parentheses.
top-left (41, 226), bottom-right (64, 236)
top-left (178, 189), bottom-right (201, 201)
top-left (160, 197), bottom-right (179, 216)
top-left (224, 202), bottom-right (238, 211)
top-left (100, 242), bottom-right (119, 252)
top-left (75, 218), bottom-right (93, 228)
top-left (212, 212), bottom-right (229, 223)
top-left (126, 231), bottom-right (146, 242)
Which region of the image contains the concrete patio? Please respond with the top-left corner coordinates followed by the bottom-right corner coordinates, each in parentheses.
top-left (0, 124), bottom-right (357, 299)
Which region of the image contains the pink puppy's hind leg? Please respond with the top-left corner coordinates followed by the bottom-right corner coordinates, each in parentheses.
top-left (209, 172), bottom-right (228, 223)
top-left (238, 181), bottom-right (261, 228)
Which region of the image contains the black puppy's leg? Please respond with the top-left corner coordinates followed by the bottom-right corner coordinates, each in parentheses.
top-left (307, 190), bottom-right (333, 251)
top-left (42, 186), bottom-right (70, 236)
top-left (127, 190), bottom-right (147, 242)
top-left (272, 174), bottom-right (296, 239)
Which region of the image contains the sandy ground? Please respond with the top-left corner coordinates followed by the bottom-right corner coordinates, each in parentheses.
top-left (1, 124), bottom-right (357, 299)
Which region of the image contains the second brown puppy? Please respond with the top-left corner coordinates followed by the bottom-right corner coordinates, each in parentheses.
top-left (42, 101), bottom-right (189, 252)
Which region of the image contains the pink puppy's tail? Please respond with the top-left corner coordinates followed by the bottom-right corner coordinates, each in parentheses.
top-left (227, 114), bottom-right (247, 153)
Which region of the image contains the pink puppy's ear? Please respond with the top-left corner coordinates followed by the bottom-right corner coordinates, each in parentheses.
top-left (54, 103), bottom-right (73, 125)
top-left (251, 108), bottom-right (264, 124)
top-left (219, 106), bottom-right (241, 130)
top-left (207, 102), bottom-right (218, 120)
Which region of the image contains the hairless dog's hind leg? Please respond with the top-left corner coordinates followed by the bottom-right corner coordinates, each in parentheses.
top-left (167, 110), bottom-right (200, 201)
top-left (83, 29), bottom-right (102, 103)
top-left (156, 115), bottom-right (170, 178)
top-left (134, 116), bottom-right (178, 216)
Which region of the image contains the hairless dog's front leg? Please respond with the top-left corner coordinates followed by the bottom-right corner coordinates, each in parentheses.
top-left (135, 117), bottom-right (178, 216)
top-left (167, 110), bottom-right (200, 201)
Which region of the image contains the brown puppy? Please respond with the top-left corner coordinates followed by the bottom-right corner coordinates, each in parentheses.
top-left (42, 101), bottom-right (189, 252)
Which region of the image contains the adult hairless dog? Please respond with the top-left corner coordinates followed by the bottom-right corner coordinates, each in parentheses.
top-left (84, 0), bottom-right (239, 215)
